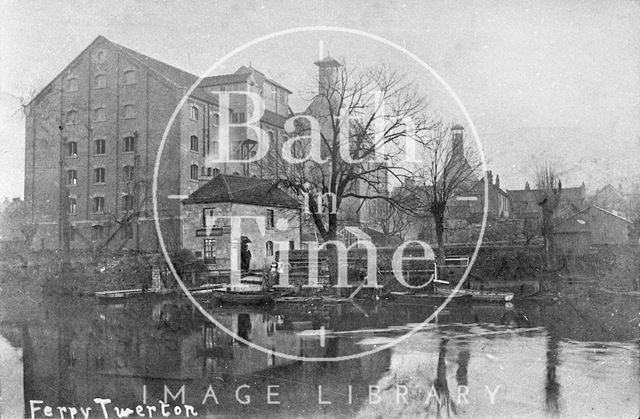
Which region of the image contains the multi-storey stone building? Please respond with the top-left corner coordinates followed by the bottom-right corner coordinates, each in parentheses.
top-left (24, 36), bottom-right (291, 251)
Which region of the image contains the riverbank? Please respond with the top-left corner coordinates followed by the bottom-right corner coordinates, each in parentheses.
top-left (0, 245), bottom-right (637, 298)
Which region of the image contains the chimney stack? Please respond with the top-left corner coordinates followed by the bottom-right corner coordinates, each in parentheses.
top-left (314, 55), bottom-right (342, 95)
top-left (451, 124), bottom-right (465, 161)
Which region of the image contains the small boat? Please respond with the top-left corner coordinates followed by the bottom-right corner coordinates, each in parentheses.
top-left (390, 291), bottom-right (472, 304)
top-left (212, 290), bottom-right (275, 305)
top-left (435, 287), bottom-right (515, 303)
top-left (96, 284), bottom-right (223, 300)
top-left (95, 288), bottom-right (146, 299)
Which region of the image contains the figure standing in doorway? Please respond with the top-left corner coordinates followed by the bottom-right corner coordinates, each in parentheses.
top-left (240, 236), bottom-right (252, 272)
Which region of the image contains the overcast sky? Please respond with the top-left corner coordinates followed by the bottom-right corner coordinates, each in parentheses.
top-left (1, 0), bottom-right (639, 200)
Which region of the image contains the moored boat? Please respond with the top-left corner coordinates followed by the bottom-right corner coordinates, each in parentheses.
top-left (435, 286), bottom-right (515, 303)
top-left (212, 290), bottom-right (276, 305)
top-left (389, 291), bottom-right (472, 304)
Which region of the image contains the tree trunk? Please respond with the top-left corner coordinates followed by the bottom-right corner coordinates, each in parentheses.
top-left (433, 211), bottom-right (447, 287)
top-left (434, 213), bottom-right (446, 266)
top-left (541, 209), bottom-right (555, 271)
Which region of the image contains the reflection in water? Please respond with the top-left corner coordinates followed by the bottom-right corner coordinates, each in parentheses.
top-left (456, 343), bottom-right (470, 388)
top-left (0, 293), bottom-right (637, 418)
top-left (545, 333), bottom-right (561, 416)
top-left (428, 338), bottom-right (457, 418)
top-left (237, 313), bottom-right (251, 344)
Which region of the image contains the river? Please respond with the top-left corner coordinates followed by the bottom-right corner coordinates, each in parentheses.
top-left (0, 287), bottom-right (638, 418)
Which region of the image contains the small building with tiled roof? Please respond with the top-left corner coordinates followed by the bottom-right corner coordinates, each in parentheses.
top-left (181, 174), bottom-right (301, 272)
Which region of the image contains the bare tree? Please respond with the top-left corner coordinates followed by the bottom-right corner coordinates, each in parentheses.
top-left (367, 198), bottom-right (411, 243)
top-left (258, 61), bottom-right (429, 282)
top-left (535, 164), bottom-right (562, 270)
top-left (403, 123), bottom-right (481, 265)
top-left (262, 63), bottom-right (426, 236)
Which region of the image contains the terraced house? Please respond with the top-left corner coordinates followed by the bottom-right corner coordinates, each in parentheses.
top-left (24, 36), bottom-right (292, 252)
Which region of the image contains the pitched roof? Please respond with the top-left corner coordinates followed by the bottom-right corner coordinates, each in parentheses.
top-left (555, 205), bottom-right (631, 232)
top-left (182, 175), bottom-right (299, 208)
top-left (112, 40), bottom-right (199, 87)
top-left (199, 65), bottom-right (292, 93)
top-left (29, 35), bottom-right (204, 105)
top-left (200, 73), bottom-right (251, 87)
top-left (508, 185), bottom-right (586, 209)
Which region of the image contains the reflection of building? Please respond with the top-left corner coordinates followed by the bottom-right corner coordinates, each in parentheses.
top-left (554, 205), bottom-right (632, 254)
top-left (181, 174), bottom-right (300, 271)
top-left (24, 35), bottom-right (291, 251)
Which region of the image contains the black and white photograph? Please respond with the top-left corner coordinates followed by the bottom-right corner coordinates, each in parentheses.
top-left (0, 1), bottom-right (639, 418)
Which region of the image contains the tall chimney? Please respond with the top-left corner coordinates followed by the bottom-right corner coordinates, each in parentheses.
top-left (451, 124), bottom-right (465, 161)
top-left (314, 55), bottom-right (342, 95)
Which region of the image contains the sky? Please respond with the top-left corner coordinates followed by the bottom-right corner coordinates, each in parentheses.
top-left (1, 0), bottom-right (639, 200)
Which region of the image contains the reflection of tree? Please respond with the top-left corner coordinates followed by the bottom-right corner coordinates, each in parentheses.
top-left (21, 323), bottom-right (37, 415)
top-left (456, 342), bottom-right (470, 388)
top-left (545, 333), bottom-right (561, 415)
top-left (237, 313), bottom-right (252, 346)
top-left (426, 338), bottom-right (457, 417)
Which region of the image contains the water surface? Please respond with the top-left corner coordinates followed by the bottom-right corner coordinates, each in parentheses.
top-left (0, 288), bottom-right (638, 418)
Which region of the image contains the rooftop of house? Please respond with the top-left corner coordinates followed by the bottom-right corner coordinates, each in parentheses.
top-left (182, 174), bottom-right (299, 208)
top-left (508, 184), bottom-right (587, 214)
top-left (29, 35), bottom-right (291, 106)
top-left (554, 205), bottom-right (632, 233)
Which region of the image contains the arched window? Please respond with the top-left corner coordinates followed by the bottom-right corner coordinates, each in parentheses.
top-left (123, 165), bottom-right (135, 181)
top-left (123, 136), bottom-right (135, 152)
top-left (66, 77), bottom-right (78, 92)
top-left (94, 74), bottom-right (106, 89)
top-left (91, 225), bottom-right (104, 240)
top-left (66, 141), bottom-right (77, 157)
top-left (94, 139), bottom-right (106, 155)
top-left (123, 69), bottom-right (136, 85)
top-left (92, 197), bottom-right (104, 213)
top-left (122, 194), bottom-right (133, 211)
top-left (68, 197), bottom-right (77, 214)
top-left (93, 167), bottom-right (105, 184)
top-left (190, 135), bottom-right (199, 152)
top-left (123, 104), bottom-right (135, 119)
top-left (66, 169), bottom-right (77, 185)
top-left (95, 50), bottom-right (106, 64)
top-left (66, 110), bottom-right (78, 125)
top-left (94, 107), bottom-right (106, 122)
top-left (266, 241), bottom-right (274, 257)
top-left (190, 164), bottom-right (199, 180)
top-left (190, 105), bottom-right (199, 121)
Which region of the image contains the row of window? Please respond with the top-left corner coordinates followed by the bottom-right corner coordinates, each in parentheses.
top-left (189, 105), bottom-right (222, 126)
top-left (65, 70), bottom-right (136, 92)
top-left (66, 165), bottom-right (135, 185)
top-left (67, 163), bottom-right (197, 183)
top-left (68, 194), bottom-right (134, 214)
top-left (65, 104), bottom-right (135, 125)
top-left (66, 136), bottom-right (135, 157)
